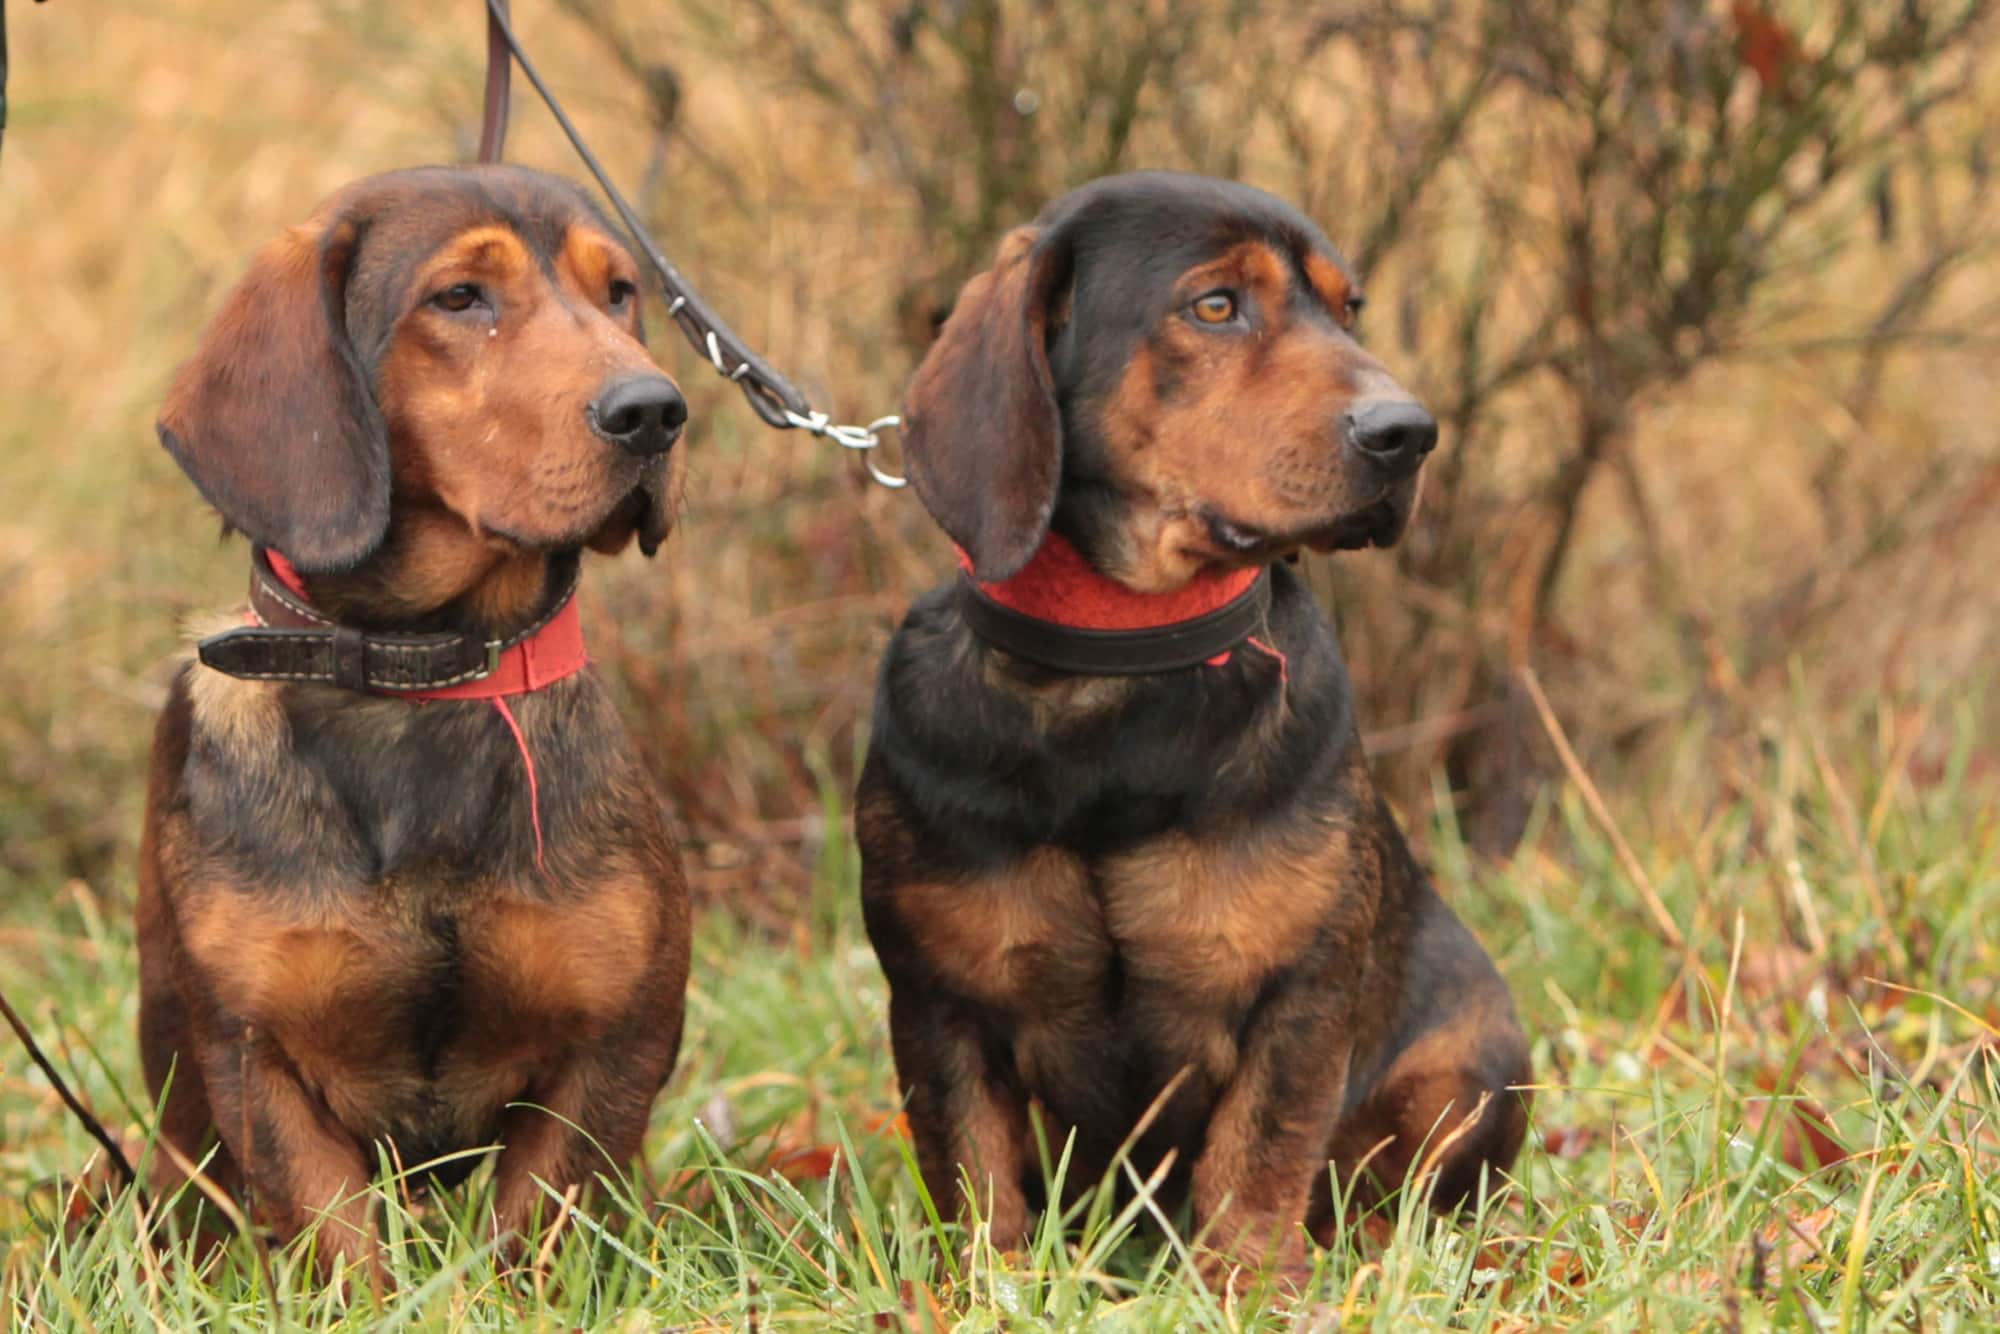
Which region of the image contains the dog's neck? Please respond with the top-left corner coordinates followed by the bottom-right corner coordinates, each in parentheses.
top-left (957, 532), bottom-right (1276, 677)
top-left (291, 510), bottom-right (561, 638)
top-left (244, 546), bottom-right (586, 708)
top-left (966, 532), bottom-right (1260, 630)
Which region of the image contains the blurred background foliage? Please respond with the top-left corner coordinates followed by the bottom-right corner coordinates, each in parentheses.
top-left (1, 0), bottom-right (1995, 913)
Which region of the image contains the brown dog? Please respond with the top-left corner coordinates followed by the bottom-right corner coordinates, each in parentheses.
top-left (138, 166), bottom-right (691, 1276)
top-left (856, 172), bottom-right (1530, 1279)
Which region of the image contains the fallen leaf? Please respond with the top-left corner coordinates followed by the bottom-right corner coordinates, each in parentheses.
top-left (1762, 1205), bottom-right (1840, 1279)
top-left (1545, 1247), bottom-right (1589, 1287)
top-left (1541, 1124), bottom-right (1597, 1159)
top-left (769, 1144), bottom-right (841, 1182)
top-left (755, 1103), bottom-right (844, 1182)
top-left (1745, 1073), bottom-right (1849, 1170)
top-left (865, 1109), bottom-right (911, 1140)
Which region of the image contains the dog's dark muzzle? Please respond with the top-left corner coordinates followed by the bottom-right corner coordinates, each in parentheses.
top-left (589, 373), bottom-right (687, 456)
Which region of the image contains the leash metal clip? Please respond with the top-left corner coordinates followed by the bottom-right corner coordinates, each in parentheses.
top-left (781, 411), bottom-right (908, 489)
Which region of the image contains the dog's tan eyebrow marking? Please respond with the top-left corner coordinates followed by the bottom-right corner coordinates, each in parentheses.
top-left (555, 225), bottom-right (630, 304)
top-left (1304, 253), bottom-right (1359, 324)
top-left (417, 225), bottom-right (533, 289)
top-left (1176, 240), bottom-right (1291, 303)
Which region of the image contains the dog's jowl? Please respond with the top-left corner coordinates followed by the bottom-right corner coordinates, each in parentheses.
top-left (138, 166), bottom-right (691, 1278)
top-left (857, 171), bottom-right (1530, 1279)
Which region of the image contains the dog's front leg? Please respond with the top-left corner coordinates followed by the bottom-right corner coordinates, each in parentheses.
top-left (202, 1028), bottom-right (380, 1282)
top-left (1188, 986), bottom-right (1353, 1287)
top-left (488, 1031), bottom-right (672, 1258)
top-left (888, 990), bottom-right (1034, 1251)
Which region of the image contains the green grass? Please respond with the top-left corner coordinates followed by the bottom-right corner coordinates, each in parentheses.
top-left (4, 701), bottom-right (2000, 1331)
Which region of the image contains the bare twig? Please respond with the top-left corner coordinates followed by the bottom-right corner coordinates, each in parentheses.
top-left (1519, 668), bottom-right (1688, 953)
top-left (0, 982), bottom-right (141, 1193)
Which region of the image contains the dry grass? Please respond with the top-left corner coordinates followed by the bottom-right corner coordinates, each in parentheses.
top-left (5, 694), bottom-right (2000, 1329)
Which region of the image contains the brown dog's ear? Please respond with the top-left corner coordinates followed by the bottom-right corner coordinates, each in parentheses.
top-left (157, 214), bottom-right (390, 573)
top-left (902, 226), bottom-right (1072, 581)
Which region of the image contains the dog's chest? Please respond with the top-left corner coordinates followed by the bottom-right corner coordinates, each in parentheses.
top-left (900, 824), bottom-right (1355, 1059)
top-left (176, 868), bottom-right (660, 1128)
top-left (1094, 829), bottom-right (1355, 994)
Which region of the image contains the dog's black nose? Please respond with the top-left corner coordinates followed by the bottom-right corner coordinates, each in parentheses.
top-left (1345, 399), bottom-right (1438, 479)
top-left (590, 374), bottom-right (687, 456)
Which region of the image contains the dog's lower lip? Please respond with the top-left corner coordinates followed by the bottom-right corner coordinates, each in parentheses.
top-left (480, 476), bottom-right (657, 551)
top-left (1207, 499), bottom-right (1402, 558)
top-left (1296, 495), bottom-right (1402, 551)
top-left (1203, 512), bottom-right (1269, 553)
top-left (481, 525), bottom-right (577, 557)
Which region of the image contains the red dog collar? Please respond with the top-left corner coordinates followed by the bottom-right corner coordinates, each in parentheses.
top-left (259, 551), bottom-right (588, 701)
top-left (194, 548), bottom-right (590, 700)
top-left (957, 533), bottom-right (1278, 675)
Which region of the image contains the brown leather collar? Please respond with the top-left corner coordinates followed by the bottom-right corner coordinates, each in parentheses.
top-left (196, 548), bottom-right (581, 694)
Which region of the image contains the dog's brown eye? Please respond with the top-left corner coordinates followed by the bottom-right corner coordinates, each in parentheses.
top-left (1344, 294), bottom-right (1367, 325)
top-left (1193, 291), bottom-right (1237, 324)
top-left (609, 279), bottom-right (638, 310)
top-left (432, 283), bottom-right (486, 313)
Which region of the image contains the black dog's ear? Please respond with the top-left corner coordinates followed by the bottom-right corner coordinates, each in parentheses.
top-left (902, 226), bottom-right (1073, 581)
top-left (157, 212), bottom-right (390, 573)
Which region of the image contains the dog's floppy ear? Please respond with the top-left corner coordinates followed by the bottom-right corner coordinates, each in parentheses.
top-left (157, 212), bottom-right (390, 573)
top-left (902, 226), bottom-right (1074, 581)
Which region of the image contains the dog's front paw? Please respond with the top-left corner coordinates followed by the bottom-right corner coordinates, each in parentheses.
top-left (1195, 1228), bottom-right (1317, 1305)
top-left (956, 1217), bottom-right (1033, 1279)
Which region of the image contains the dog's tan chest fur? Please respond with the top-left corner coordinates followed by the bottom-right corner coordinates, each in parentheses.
top-left (891, 824), bottom-right (1366, 1097)
top-left (1098, 826), bottom-right (1364, 999)
top-left (895, 848), bottom-right (1096, 1007)
top-left (175, 855), bottom-right (660, 1131)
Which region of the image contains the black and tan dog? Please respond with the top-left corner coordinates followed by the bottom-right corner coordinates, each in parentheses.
top-left (857, 172), bottom-right (1530, 1278)
top-left (138, 166), bottom-right (691, 1276)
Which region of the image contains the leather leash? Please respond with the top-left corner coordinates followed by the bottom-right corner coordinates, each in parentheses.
top-left (472, 0), bottom-right (905, 485)
top-left (0, 0), bottom-right (51, 168)
top-left (477, 0), bottom-right (511, 164)
top-left (1, 0), bottom-right (9, 166)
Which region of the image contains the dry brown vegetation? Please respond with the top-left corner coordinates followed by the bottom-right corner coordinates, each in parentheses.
top-left (1, 0), bottom-right (1996, 905)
